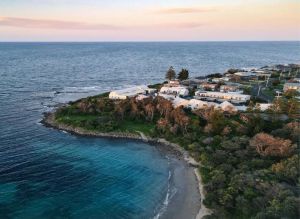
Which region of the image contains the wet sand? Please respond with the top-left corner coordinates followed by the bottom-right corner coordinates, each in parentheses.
top-left (160, 157), bottom-right (201, 219)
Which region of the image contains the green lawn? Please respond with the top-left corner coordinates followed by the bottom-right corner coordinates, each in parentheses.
top-left (117, 119), bottom-right (155, 135)
top-left (57, 114), bottom-right (155, 135)
top-left (56, 114), bottom-right (99, 126)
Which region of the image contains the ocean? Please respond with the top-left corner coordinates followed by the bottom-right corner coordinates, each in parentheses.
top-left (0, 42), bottom-right (299, 219)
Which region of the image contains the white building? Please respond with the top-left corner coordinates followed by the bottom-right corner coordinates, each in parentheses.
top-left (166, 80), bottom-right (181, 87)
top-left (160, 86), bottom-right (189, 96)
top-left (136, 94), bottom-right (149, 101)
top-left (187, 99), bottom-right (218, 110)
top-left (172, 97), bottom-right (189, 108)
top-left (234, 72), bottom-right (256, 77)
top-left (218, 101), bottom-right (238, 112)
top-left (283, 83), bottom-right (300, 92)
top-left (256, 103), bottom-right (273, 111)
top-left (109, 85), bottom-right (148, 100)
top-left (211, 78), bottom-right (222, 83)
top-left (195, 91), bottom-right (251, 103)
top-left (220, 84), bottom-right (240, 92)
top-left (158, 94), bottom-right (189, 108)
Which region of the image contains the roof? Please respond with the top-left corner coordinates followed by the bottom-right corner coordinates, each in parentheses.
top-left (219, 101), bottom-right (238, 111)
top-left (110, 85), bottom-right (148, 96)
top-left (195, 91), bottom-right (250, 98)
top-left (257, 103), bottom-right (273, 111)
top-left (160, 86), bottom-right (189, 96)
top-left (136, 94), bottom-right (149, 101)
top-left (236, 105), bottom-right (247, 111)
top-left (234, 72), bottom-right (256, 77)
top-left (284, 83), bottom-right (300, 87)
top-left (158, 94), bottom-right (189, 108)
top-left (188, 99), bottom-right (213, 109)
top-left (172, 97), bottom-right (189, 108)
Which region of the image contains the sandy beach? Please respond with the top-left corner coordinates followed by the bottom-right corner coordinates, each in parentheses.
top-left (42, 112), bottom-right (211, 219)
top-left (159, 157), bottom-right (201, 219)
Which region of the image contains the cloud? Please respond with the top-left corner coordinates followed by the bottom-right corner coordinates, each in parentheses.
top-left (156, 7), bottom-right (216, 14)
top-left (0, 17), bottom-right (205, 32)
top-left (0, 17), bottom-right (119, 30)
top-left (157, 22), bottom-right (205, 29)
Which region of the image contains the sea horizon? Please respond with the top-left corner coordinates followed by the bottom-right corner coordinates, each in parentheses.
top-left (1, 40), bottom-right (300, 43)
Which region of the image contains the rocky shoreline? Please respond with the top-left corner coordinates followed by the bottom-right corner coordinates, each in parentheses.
top-left (41, 111), bottom-right (211, 219)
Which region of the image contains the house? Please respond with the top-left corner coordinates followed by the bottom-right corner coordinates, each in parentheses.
top-left (254, 70), bottom-right (271, 78)
top-left (235, 105), bottom-right (247, 111)
top-left (160, 86), bottom-right (189, 96)
top-left (283, 83), bottom-right (300, 92)
top-left (211, 78), bottom-right (222, 83)
top-left (256, 103), bottom-right (273, 111)
top-left (198, 83), bottom-right (218, 91)
top-left (145, 88), bottom-right (157, 94)
top-left (166, 80), bottom-right (180, 87)
top-left (218, 101), bottom-right (238, 112)
top-left (158, 94), bottom-right (189, 108)
top-left (136, 94), bottom-right (150, 101)
top-left (220, 84), bottom-right (240, 92)
top-left (181, 79), bottom-right (207, 88)
top-left (109, 85), bottom-right (148, 100)
top-left (234, 72), bottom-right (257, 80)
top-left (187, 99), bottom-right (218, 110)
top-left (195, 91), bottom-right (251, 103)
top-left (290, 78), bottom-right (300, 83)
top-left (172, 97), bottom-right (189, 108)
top-left (221, 76), bottom-right (231, 82)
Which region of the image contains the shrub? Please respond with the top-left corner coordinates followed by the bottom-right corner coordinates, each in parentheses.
top-left (249, 133), bottom-right (295, 157)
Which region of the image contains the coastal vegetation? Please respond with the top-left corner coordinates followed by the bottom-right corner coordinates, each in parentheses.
top-left (48, 66), bottom-right (299, 219)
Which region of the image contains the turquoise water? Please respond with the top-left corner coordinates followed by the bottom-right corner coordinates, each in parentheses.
top-left (0, 42), bottom-right (299, 218)
top-left (0, 133), bottom-right (170, 218)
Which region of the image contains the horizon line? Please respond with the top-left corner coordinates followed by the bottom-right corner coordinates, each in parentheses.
top-left (0, 40), bottom-right (300, 43)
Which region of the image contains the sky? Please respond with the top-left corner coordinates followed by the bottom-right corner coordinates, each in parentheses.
top-left (0, 0), bottom-right (299, 41)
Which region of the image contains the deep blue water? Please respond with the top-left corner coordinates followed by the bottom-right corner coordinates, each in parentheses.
top-left (0, 42), bottom-right (299, 219)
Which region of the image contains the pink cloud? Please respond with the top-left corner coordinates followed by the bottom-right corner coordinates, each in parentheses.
top-left (156, 7), bottom-right (216, 14)
top-left (157, 22), bottom-right (205, 29)
top-left (0, 17), bottom-right (119, 30)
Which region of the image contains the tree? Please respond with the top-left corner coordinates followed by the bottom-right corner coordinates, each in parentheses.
top-left (271, 155), bottom-right (299, 183)
top-left (249, 133), bottom-right (295, 157)
top-left (155, 96), bottom-right (173, 119)
top-left (156, 118), bottom-right (169, 133)
top-left (286, 98), bottom-right (300, 117)
top-left (171, 107), bottom-right (190, 133)
top-left (269, 97), bottom-right (287, 116)
top-left (227, 68), bottom-right (239, 74)
top-left (114, 99), bottom-right (130, 120)
top-left (283, 89), bottom-right (298, 99)
top-left (207, 109), bottom-right (226, 134)
top-left (165, 66), bottom-right (176, 81)
top-left (177, 68), bottom-right (189, 81)
top-left (145, 103), bottom-right (155, 121)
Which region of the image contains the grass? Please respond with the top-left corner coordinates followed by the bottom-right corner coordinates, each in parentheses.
top-left (57, 113), bottom-right (156, 136)
top-left (56, 114), bottom-right (99, 126)
top-left (117, 119), bottom-right (155, 135)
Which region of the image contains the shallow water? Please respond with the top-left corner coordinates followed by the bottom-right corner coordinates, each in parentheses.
top-left (0, 42), bottom-right (299, 218)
